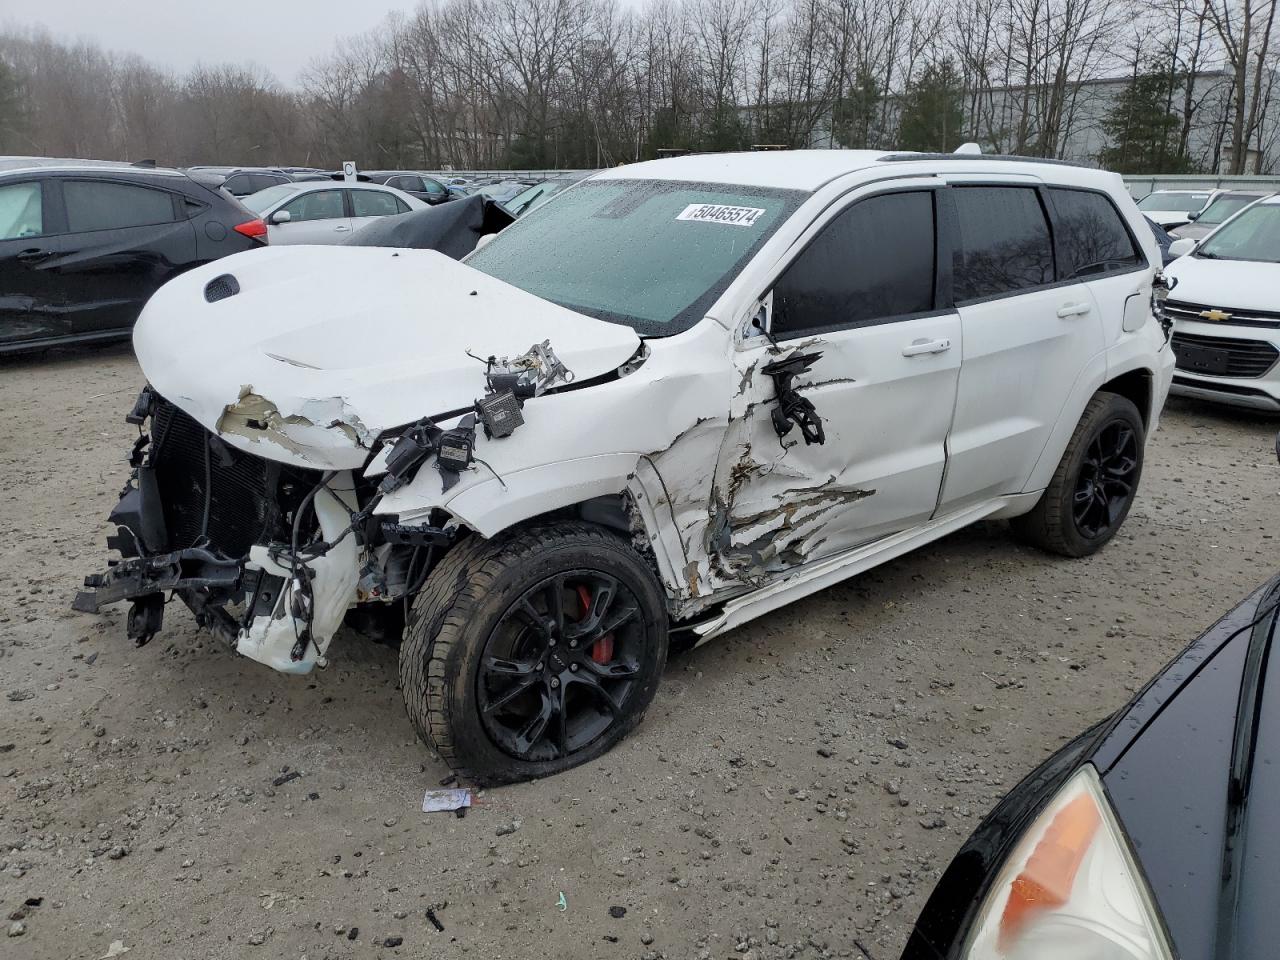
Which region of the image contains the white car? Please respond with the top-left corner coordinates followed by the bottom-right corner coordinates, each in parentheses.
top-left (1136, 188), bottom-right (1222, 229)
top-left (79, 150), bottom-right (1174, 784)
top-left (239, 181), bottom-right (426, 244)
top-left (1164, 196), bottom-right (1280, 411)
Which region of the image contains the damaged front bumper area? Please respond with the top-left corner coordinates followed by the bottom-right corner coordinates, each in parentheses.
top-left (75, 388), bottom-right (363, 674)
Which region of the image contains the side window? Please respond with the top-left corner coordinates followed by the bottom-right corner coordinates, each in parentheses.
top-left (1048, 188), bottom-right (1143, 278)
top-left (351, 190), bottom-right (402, 218)
top-left (222, 174), bottom-right (251, 196)
top-left (63, 180), bottom-right (176, 232)
top-left (772, 191), bottom-right (935, 336)
top-left (951, 186), bottom-right (1054, 302)
top-left (0, 181), bottom-right (44, 239)
top-left (282, 190), bottom-right (344, 222)
top-left (422, 177), bottom-right (447, 197)
top-left (390, 176), bottom-right (419, 192)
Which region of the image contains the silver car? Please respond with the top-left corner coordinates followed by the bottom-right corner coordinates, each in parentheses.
top-left (240, 181), bottom-right (426, 244)
top-left (1170, 189), bottom-right (1273, 240)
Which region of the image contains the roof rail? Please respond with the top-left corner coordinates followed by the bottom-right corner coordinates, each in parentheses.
top-left (877, 152), bottom-right (1086, 167)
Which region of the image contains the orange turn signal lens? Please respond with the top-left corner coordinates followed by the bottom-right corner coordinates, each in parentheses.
top-left (997, 790), bottom-right (1101, 950)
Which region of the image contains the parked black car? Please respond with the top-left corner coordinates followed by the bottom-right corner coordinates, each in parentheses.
top-left (359, 171), bottom-right (455, 205)
top-left (186, 166), bottom-right (298, 197)
top-left (903, 559), bottom-right (1280, 959)
top-left (0, 158), bottom-right (267, 354)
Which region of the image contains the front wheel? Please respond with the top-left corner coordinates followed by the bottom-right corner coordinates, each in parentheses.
top-left (400, 521), bottom-right (668, 785)
top-left (1011, 392), bottom-right (1145, 557)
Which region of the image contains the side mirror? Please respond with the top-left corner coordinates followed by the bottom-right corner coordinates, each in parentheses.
top-left (1168, 237), bottom-right (1196, 258)
top-left (473, 233), bottom-right (497, 252)
top-left (270, 209), bottom-right (292, 225)
top-left (1188, 211), bottom-right (1200, 221)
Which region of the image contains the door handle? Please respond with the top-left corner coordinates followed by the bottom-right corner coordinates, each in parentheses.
top-left (902, 337), bottom-right (952, 357)
top-left (333, 225), bottom-right (350, 232)
top-left (1057, 302), bottom-right (1092, 318)
top-left (17, 248), bottom-right (54, 265)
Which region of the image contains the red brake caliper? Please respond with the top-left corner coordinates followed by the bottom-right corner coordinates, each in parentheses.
top-left (575, 584), bottom-right (614, 665)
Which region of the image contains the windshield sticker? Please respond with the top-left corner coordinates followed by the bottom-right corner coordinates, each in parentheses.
top-left (676, 203), bottom-right (767, 227)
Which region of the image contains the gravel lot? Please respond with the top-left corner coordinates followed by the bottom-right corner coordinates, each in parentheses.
top-left (2, 345), bottom-right (1277, 960)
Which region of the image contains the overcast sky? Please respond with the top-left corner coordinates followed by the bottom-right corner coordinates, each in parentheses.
top-left (3, 0), bottom-right (434, 85)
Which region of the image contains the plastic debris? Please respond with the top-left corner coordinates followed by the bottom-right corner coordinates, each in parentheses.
top-left (421, 787), bottom-right (472, 813)
top-left (556, 892), bottom-right (568, 911)
top-left (426, 908), bottom-right (445, 932)
top-left (100, 942), bottom-right (131, 959)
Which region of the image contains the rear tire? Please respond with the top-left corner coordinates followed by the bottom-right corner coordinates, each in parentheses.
top-left (400, 521), bottom-right (668, 785)
top-left (1011, 392), bottom-right (1145, 557)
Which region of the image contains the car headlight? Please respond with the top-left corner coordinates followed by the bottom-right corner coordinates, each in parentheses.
top-left (962, 765), bottom-right (1173, 960)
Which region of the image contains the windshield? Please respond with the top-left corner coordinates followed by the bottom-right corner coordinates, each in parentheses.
top-left (241, 183), bottom-right (301, 213)
top-left (466, 179), bottom-right (803, 335)
top-left (1137, 191), bottom-right (1211, 213)
top-left (1199, 194), bottom-right (1265, 225)
top-left (1198, 204), bottom-right (1280, 262)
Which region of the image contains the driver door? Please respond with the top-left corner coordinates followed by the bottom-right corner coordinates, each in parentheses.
top-left (717, 183), bottom-right (961, 574)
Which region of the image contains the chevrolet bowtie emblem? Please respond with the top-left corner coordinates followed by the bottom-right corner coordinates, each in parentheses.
top-left (1199, 308), bottom-right (1232, 322)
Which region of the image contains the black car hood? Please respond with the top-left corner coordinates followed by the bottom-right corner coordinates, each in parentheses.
top-left (343, 194), bottom-right (514, 257)
top-left (1095, 575), bottom-right (1280, 960)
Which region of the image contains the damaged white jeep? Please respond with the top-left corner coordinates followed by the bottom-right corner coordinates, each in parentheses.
top-left (78, 150), bottom-right (1175, 783)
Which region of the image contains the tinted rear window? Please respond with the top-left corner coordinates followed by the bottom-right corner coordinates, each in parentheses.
top-left (1048, 188), bottom-right (1143, 278)
top-left (952, 187), bottom-right (1054, 301)
top-left (63, 180), bottom-right (176, 232)
top-left (773, 191), bottom-right (935, 335)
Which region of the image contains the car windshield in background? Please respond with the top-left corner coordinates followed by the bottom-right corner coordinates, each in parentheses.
top-left (1198, 194), bottom-right (1263, 225)
top-left (1197, 204), bottom-right (1280, 262)
top-left (466, 179), bottom-right (803, 335)
top-left (241, 183), bottom-right (300, 213)
top-left (1137, 192), bottom-right (1210, 212)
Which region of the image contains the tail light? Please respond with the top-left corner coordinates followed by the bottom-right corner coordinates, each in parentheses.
top-left (233, 219), bottom-right (269, 242)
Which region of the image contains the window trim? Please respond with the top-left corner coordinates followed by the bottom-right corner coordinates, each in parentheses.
top-left (765, 184), bottom-right (952, 342)
top-left (49, 176), bottom-right (182, 236)
top-left (1042, 184), bottom-right (1150, 282)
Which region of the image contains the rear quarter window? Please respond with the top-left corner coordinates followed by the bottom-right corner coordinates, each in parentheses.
top-left (1048, 188), bottom-right (1143, 278)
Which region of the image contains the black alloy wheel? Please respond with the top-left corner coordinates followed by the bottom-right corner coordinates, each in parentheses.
top-left (478, 572), bottom-right (647, 761)
top-left (1072, 420), bottom-right (1140, 539)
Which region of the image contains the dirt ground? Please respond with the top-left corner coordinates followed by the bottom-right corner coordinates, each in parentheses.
top-left (1, 344), bottom-right (1277, 960)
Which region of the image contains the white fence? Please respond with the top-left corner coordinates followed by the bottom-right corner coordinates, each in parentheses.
top-left (1122, 174), bottom-right (1280, 199)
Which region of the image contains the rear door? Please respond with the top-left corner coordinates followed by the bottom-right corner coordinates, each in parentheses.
top-left (419, 177), bottom-right (451, 205)
top-left (270, 188), bottom-right (350, 244)
top-left (937, 181), bottom-right (1106, 511)
top-left (0, 177), bottom-right (69, 347)
top-left (49, 177), bottom-right (198, 336)
top-left (348, 188), bottom-right (411, 236)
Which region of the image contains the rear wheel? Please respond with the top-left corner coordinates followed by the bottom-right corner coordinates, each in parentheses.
top-left (1011, 392), bottom-right (1145, 557)
top-left (400, 522), bottom-right (668, 785)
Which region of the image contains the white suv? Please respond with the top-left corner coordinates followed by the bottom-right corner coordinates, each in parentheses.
top-left (79, 150), bottom-right (1175, 783)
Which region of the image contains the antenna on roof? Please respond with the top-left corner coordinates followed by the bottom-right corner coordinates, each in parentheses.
top-left (131, 158), bottom-right (157, 168)
top-left (953, 143), bottom-right (982, 155)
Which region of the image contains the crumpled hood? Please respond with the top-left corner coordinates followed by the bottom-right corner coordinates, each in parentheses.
top-left (1165, 254), bottom-right (1280, 313)
top-left (133, 246), bottom-right (642, 469)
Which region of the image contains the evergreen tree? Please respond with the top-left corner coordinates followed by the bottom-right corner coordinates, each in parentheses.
top-left (898, 60), bottom-right (963, 152)
top-left (1100, 68), bottom-right (1193, 173)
